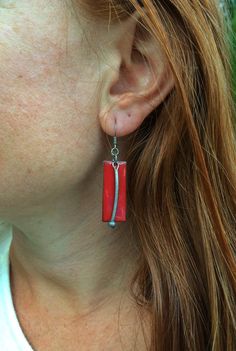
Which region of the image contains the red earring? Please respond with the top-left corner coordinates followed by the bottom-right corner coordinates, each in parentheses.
top-left (102, 119), bottom-right (127, 229)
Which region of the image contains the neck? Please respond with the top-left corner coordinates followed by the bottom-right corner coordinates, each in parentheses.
top-left (7, 174), bottom-right (140, 319)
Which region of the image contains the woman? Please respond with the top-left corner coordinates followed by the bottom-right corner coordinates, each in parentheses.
top-left (0, 0), bottom-right (235, 350)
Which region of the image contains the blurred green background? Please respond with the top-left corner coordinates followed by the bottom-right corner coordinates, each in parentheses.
top-left (221, 0), bottom-right (236, 104)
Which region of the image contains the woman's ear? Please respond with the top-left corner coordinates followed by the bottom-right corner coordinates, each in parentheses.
top-left (98, 10), bottom-right (175, 137)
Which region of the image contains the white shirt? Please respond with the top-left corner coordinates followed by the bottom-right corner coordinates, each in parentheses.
top-left (0, 222), bottom-right (34, 351)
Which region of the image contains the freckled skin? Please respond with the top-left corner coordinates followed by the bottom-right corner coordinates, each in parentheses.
top-left (0, 0), bottom-right (104, 216)
top-left (0, 2), bottom-right (153, 349)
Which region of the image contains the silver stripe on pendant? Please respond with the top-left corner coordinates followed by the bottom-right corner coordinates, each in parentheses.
top-left (108, 162), bottom-right (119, 229)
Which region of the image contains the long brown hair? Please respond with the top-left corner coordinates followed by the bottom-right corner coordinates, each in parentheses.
top-left (79, 1), bottom-right (236, 350)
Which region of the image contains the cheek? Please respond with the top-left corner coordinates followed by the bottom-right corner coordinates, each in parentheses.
top-left (0, 26), bottom-right (101, 209)
top-left (0, 68), bottom-right (100, 210)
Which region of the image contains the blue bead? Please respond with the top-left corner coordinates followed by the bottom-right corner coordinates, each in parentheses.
top-left (108, 221), bottom-right (116, 228)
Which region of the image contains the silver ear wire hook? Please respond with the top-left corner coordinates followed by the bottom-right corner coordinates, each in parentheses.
top-left (111, 117), bottom-right (119, 165)
top-left (114, 115), bottom-right (117, 138)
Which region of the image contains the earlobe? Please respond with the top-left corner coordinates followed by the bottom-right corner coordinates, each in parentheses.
top-left (98, 11), bottom-right (175, 137)
top-left (101, 102), bottom-right (147, 138)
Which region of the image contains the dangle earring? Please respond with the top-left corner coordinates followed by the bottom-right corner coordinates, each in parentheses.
top-left (102, 118), bottom-right (127, 229)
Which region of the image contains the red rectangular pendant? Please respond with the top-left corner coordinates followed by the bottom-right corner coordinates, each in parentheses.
top-left (102, 161), bottom-right (127, 222)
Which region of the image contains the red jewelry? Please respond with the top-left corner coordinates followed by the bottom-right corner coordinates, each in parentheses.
top-left (102, 123), bottom-right (127, 229)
